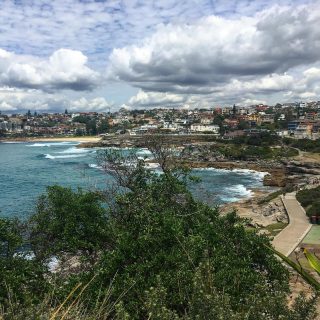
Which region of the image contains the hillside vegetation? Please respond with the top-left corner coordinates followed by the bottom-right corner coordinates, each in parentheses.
top-left (297, 186), bottom-right (320, 217)
top-left (0, 149), bottom-right (317, 319)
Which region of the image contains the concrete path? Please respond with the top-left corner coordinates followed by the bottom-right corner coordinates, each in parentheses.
top-left (272, 192), bottom-right (312, 256)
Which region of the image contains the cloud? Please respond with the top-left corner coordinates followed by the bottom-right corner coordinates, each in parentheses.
top-left (126, 68), bottom-right (319, 108)
top-left (0, 87), bottom-right (112, 113)
top-left (128, 90), bottom-right (187, 107)
top-left (69, 97), bottom-right (113, 112)
top-left (0, 1), bottom-right (319, 111)
top-left (0, 49), bottom-right (100, 91)
top-left (108, 4), bottom-right (320, 101)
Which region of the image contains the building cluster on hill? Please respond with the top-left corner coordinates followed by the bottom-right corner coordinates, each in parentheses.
top-left (1, 101), bottom-right (320, 139)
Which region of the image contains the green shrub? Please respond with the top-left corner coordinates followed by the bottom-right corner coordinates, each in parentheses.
top-left (306, 201), bottom-right (320, 217)
top-left (297, 186), bottom-right (320, 208)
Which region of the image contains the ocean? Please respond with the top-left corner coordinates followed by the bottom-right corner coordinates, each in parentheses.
top-left (0, 141), bottom-right (270, 218)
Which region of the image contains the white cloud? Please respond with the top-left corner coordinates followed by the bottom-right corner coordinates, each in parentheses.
top-left (108, 3), bottom-right (320, 106)
top-left (0, 49), bottom-right (100, 91)
top-left (0, 101), bottom-right (16, 112)
top-left (128, 90), bottom-right (187, 107)
top-left (0, 87), bottom-right (112, 113)
top-left (69, 97), bottom-right (113, 112)
top-left (0, 1), bottom-right (319, 111)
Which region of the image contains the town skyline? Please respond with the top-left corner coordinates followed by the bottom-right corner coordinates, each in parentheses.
top-left (0, 0), bottom-right (319, 113)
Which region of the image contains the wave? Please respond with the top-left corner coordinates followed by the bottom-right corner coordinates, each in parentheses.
top-left (194, 167), bottom-right (267, 179)
top-left (88, 163), bottom-right (103, 170)
top-left (145, 162), bottom-right (161, 169)
top-left (1, 141), bottom-right (24, 144)
top-left (56, 147), bottom-right (92, 154)
top-left (220, 196), bottom-right (242, 203)
top-left (228, 184), bottom-right (253, 197)
top-left (219, 184), bottom-right (253, 203)
top-left (44, 153), bottom-right (86, 159)
top-left (28, 142), bottom-right (78, 147)
top-left (136, 148), bottom-right (153, 156)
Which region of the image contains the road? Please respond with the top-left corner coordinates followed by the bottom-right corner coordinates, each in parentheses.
top-left (272, 192), bottom-right (312, 257)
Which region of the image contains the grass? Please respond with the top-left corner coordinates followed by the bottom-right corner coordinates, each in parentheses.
top-left (265, 222), bottom-right (288, 237)
top-left (258, 190), bottom-right (283, 204)
top-left (288, 227), bottom-right (320, 273)
top-left (302, 226), bottom-right (320, 245)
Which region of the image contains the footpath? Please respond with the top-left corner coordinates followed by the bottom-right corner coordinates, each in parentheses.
top-left (272, 192), bottom-right (312, 257)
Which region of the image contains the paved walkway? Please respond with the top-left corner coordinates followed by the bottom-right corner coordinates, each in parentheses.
top-left (272, 192), bottom-right (312, 256)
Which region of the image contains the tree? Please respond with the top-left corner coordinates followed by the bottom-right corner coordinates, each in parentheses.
top-left (237, 120), bottom-right (249, 130)
top-left (0, 147), bottom-right (317, 318)
top-left (0, 218), bottom-right (48, 311)
top-left (97, 120), bottom-right (109, 134)
top-left (86, 119), bottom-right (97, 135)
top-left (30, 186), bottom-right (110, 264)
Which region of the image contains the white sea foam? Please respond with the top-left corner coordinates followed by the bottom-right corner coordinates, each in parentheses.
top-left (28, 142), bottom-right (78, 147)
top-left (194, 167), bottom-right (268, 179)
top-left (228, 184), bottom-right (253, 197)
top-left (1, 141), bottom-right (24, 144)
top-left (57, 147), bottom-right (91, 154)
top-left (44, 153), bottom-right (86, 159)
top-left (219, 184), bottom-right (253, 203)
top-left (220, 196), bottom-right (241, 202)
top-left (136, 148), bottom-right (153, 156)
top-left (88, 163), bottom-right (103, 170)
top-left (48, 257), bottom-right (59, 272)
top-left (145, 162), bottom-right (161, 169)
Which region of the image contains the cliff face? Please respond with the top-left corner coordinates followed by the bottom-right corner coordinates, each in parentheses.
top-left (283, 160), bottom-right (320, 175)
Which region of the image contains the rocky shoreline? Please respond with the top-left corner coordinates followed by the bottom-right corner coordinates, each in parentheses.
top-left (77, 135), bottom-right (320, 189)
top-left (76, 135), bottom-right (320, 231)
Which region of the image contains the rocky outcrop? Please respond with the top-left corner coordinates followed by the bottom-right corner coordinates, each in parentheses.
top-left (259, 198), bottom-right (288, 223)
top-left (282, 160), bottom-right (320, 175)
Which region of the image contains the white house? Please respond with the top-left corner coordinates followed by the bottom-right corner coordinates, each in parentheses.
top-left (190, 124), bottom-right (220, 134)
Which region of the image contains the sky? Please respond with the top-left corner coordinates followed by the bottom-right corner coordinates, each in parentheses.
top-left (0, 0), bottom-right (319, 113)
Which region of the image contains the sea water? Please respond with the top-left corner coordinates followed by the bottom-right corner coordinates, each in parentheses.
top-left (0, 141), bottom-right (270, 218)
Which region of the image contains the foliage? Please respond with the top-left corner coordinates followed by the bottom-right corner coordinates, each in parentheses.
top-left (233, 131), bottom-right (280, 146)
top-left (258, 184), bottom-right (295, 204)
top-left (297, 186), bottom-right (320, 217)
top-left (0, 218), bottom-right (49, 311)
top-left (283, 138), bottom-right (320, 153)
top-left (72, 115), bottom-right (98, 135)
top-left (29, 186), bottom-right (109, 263)
top-left (213, 143), bottom-right (297, 160)
top-left (268, 245), bottom-right (320, 292)
top-left (66, 162), bottom-right (294, 318)
top-left (0, 149), bottom-right (318, 318)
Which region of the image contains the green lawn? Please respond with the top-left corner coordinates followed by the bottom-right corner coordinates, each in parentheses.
top-left (289, 226), bottom-right (320, 272)
top-left (302, 226), bottom-right (320, 245)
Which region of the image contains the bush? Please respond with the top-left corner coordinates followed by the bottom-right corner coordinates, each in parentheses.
top-left (297, 186), bottom-right (320, 208)
top-left (283, 138), bottom-right (320, 153)
top-left (0, 156), bottom-right (317, 319)
top-left (30, 186), bottom-right (109, 263)
top-left (0, 218), bottom-right (49, 311)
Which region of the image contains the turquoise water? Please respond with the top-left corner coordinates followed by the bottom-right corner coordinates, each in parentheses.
top-left (0, 141), bottom-right (269, 218)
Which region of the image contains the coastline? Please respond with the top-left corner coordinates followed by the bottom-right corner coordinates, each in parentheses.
top-left (0, 136), bottom-right (102, 143)
top-left (220, 187), bottom-right (287, 228)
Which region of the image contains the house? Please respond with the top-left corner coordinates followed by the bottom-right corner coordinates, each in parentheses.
top-left (190, 124), bottom-right (220, 134)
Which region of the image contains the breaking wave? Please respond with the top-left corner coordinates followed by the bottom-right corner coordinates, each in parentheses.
top-left (28, 142), bottom-right (78, 147)
top-left (44, 153), bottom-right (86, 159)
